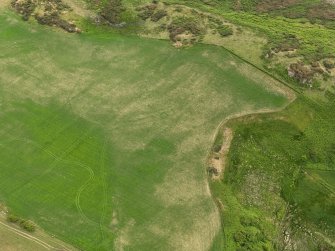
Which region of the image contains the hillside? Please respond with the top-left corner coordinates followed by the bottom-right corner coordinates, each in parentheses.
top-left (0, 0), bottom-right (334, 250)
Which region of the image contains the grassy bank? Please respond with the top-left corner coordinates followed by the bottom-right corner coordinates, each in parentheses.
top-left (211, 97), bottom-right (335, 250)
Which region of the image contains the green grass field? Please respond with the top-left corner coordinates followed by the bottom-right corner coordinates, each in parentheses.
top-left (0, 9), bottom-right (292, 250)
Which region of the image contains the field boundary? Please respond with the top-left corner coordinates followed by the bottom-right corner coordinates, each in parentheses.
top-left (0, 220), bottom-right (55, 250)
top-left (207, 106), bottom-right (292, 176)
top-left (215, 44), bottom-right (301, 94)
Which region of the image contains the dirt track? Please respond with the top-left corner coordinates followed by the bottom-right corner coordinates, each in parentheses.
top-left (0, 221), bottom-right (53, 250)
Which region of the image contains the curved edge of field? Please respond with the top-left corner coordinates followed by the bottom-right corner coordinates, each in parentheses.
top-left (207, 94), bottom-right (296, 175)
top-left (207, 95), bottom-right (297, 250)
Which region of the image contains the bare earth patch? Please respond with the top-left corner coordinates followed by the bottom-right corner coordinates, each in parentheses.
top-left (208, 102), bottom-right (296, 180)
top-left (209, 127), bottom-right (233, 180)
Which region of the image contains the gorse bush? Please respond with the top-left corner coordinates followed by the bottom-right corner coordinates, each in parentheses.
top-left (11, 0), bottom-right (36, 21)
top-left (11, 0), bottom-right (79, 32)
top-left (151, 9), bottom-right (168, 22)
top-left (167, 16), bottom-right (205, 42)
top-left (100, 0), bottom-right (126, 24)
top-left (217, 24), bottom-right (233, 37)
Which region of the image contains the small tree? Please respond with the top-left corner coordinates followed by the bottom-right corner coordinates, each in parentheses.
top-left (7, 214), bottom-right (19, 223)
top-left (19, 220), bottom-right (36, 232)
top-left (6, 213), bottom-right (36, 232)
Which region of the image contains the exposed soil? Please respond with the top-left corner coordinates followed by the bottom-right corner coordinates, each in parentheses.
top-left (208, 128), bottom-right (233, 180)
top-left (207, 103), bottom-right (296, 181)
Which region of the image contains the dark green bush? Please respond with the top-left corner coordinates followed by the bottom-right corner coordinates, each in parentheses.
top-left (151, 9), bottom-right (167, 22)
top-left (213, 144), bottom-right (222, 152)
top-left (35, 13), bottom-right (78, 33)
top-left (323, 60), bottom-right (335, 69)
top-left (217, 25), bottom-right (233, 37)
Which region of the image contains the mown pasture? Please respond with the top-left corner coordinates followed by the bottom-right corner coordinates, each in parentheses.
top-left (0, 10), bottom-right (291, 250)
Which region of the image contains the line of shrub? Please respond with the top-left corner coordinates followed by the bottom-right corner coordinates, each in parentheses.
top-left (7, 213), bottom-right (36, 232)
